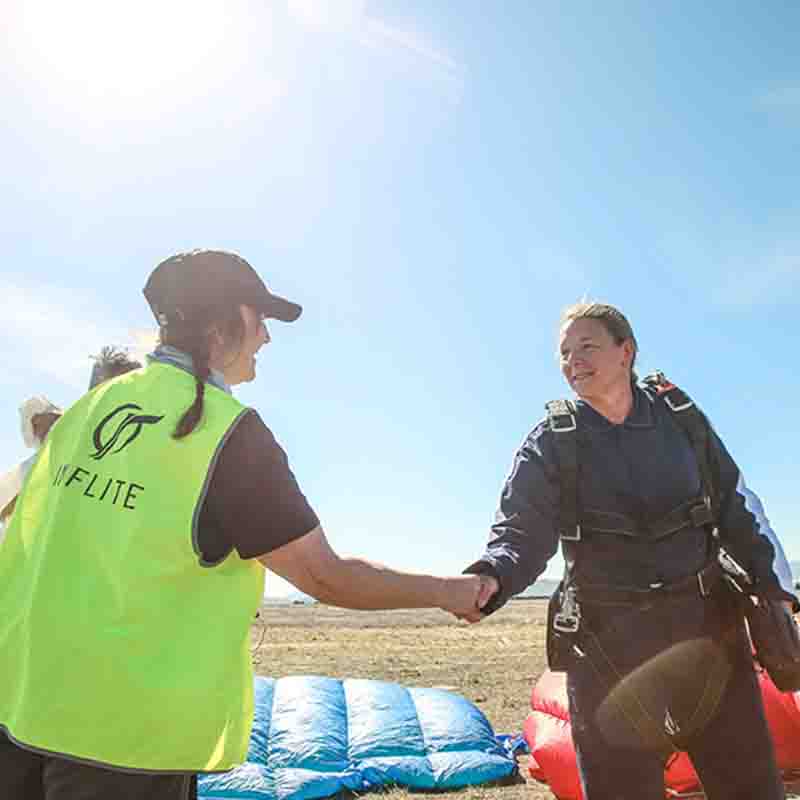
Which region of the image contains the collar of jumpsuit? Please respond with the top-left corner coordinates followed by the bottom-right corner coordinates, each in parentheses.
top-left (575, 382), bottom-right (655, 432)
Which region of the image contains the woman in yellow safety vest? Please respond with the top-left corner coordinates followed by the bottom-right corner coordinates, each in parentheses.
top-left (0, 249), bottom-right (494, 800)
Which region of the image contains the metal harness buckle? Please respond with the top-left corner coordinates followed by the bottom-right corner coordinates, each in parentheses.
top-left (554, 589), bottom-right (581, 632)
top-left (663, 391), bottom-right (694, 413)
top-left (559, 525), bottom-right (581, 542)
top-left (550, 413), bottom-right (577, 433)
top-left (553, 613), bottom-right (580, 633)
top-left (646, 371), bottom-right (694, 412)
top-left (547, 400), bottom-right (577, 433)
top-left (689, 496), bottom-right (714, 527)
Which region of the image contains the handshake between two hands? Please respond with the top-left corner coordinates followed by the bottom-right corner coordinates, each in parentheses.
top-left (443, 574), bottom-right (500, 624)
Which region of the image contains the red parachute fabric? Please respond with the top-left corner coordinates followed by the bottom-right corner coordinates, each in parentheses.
top-left (524, 667), bottom-right (800, 799)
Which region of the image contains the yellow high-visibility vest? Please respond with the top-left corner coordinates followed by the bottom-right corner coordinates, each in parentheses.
top-left (0, 361), bottom-right (264, 772)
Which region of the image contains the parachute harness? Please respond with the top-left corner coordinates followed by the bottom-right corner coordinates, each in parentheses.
top-left (545, 373), bottom-right (733, 756)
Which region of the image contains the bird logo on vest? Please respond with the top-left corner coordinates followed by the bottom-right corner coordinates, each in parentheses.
top-left (91, 404), bottom-right (164, 460)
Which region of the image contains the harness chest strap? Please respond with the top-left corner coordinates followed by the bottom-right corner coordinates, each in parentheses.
top-left (579, 496), bottom-right (714, 542)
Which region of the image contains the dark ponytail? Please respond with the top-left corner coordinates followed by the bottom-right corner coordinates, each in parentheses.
top-left (173, 336), bottom-right (211, 439)
top-left (160, 306), bottom-right (245, 440)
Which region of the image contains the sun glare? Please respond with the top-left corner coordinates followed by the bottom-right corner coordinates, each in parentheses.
top-left (12, 0), bottom-right (251, 117)
top-left (287, 0), bottom-right (366, 31)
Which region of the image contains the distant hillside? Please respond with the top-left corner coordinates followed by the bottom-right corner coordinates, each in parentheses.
top-left (790, 561), bottom-right (800, 584)
top-left (262, 582), bottom-right (560, 608)
top-left (262, 590), bottom-right (316, 606)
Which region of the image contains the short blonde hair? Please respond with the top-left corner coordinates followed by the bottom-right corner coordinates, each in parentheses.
top-left (559, 301), bottom-right (639, 380)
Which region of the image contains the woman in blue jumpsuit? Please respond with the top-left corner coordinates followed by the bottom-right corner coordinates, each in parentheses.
top-left (465, 302), bottom-right (796, 800)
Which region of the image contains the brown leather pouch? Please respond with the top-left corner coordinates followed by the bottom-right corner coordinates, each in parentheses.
top-left (746, 598), bottom-right (800, 692)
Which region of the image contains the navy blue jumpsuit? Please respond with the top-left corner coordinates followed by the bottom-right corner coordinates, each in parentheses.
top-left (467, 384), bottom-right (795, 800)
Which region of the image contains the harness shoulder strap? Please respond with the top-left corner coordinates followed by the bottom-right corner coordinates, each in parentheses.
top-left (545, 399), bottom-right (581, 632)
top-left (545, 399), bottom-right (580, 541)
top-left (641, 371), bottom-right (720, 527)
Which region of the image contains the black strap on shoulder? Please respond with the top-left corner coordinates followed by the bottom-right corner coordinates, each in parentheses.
top-left (546, 400), bottom-right (580, 542)
top-left (641, 372), bottom-right (720, 525)
top-left (545, 399), bottom-right (581, 632)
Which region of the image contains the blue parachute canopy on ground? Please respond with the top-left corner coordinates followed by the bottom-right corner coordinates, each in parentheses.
top-left (198, 675), bottom-right (517, 800)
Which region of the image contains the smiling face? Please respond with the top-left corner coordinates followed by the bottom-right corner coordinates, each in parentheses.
top-left (219, 305), bottom-right (270, 386)
top-left (559, 317), bottom-right (635, 402)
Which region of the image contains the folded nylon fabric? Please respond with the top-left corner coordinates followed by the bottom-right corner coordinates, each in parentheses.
top-left (198, 675), bottom-right (517, 800)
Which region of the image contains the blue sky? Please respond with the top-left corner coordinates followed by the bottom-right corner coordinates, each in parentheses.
top-left (2, 1), bottom-right (798, 595)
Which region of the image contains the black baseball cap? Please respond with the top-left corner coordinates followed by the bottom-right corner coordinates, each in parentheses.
top-left (143, 249), bottom-right (302, 328)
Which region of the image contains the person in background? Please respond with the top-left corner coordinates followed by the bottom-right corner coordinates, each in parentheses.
top-left (464, 301), bottom-right (795, 800)
top-left (0, 396), bottom-right (62, 535)
top-left (87, 346), bottom-right (143, 390)
top-left (0, 348), bottom-right (142, 535)
top-left (0, 249), bottom-right (494, 800)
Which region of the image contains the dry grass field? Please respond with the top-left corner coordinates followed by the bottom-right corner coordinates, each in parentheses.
top-left (250, 598), bottom-right (800, 800)
top-left (251, 597), bottom-right (551, 800)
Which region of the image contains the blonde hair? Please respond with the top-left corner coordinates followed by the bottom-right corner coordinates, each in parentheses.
top-left (559, 301), bottom-right (639, 380)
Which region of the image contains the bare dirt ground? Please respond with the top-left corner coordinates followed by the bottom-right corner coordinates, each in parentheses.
top-left (251, 599), bottom-right (800, 800)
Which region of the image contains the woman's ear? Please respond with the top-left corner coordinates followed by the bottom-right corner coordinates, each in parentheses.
top-left (205, 324), bottom-right (226, 364)
top-left (621, 338), bottom-right (635, 368)
top-left (239, 304), bottom-right (258, 332)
